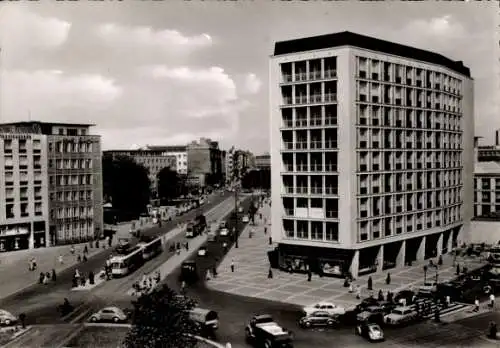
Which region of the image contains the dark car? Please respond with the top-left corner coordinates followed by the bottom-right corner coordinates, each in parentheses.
top-left (299, 311), bottom-right (339, 328)
top-left (356, 306), bottom-right (385, 325)
top-left (357, 297), bottom-right (380, 312)
top-left (180, 260), bottom-right (198, 283)
top-left (355, 322), bottom-right (384, 342)
top-left (394, 290), bottom-right (415, 305)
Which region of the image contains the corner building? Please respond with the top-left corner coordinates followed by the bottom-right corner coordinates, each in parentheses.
top-left (0, 122), bottom-right (103, 250)
top-left (269, 32), bottom-right (474, 278)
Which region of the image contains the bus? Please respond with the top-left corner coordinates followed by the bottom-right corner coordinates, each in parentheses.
top-left (186, 214), bottom-right (207, 238)
top-left (141, 237), bottom-right (163, 261)
top-left (110, 247), bottom-right (145, 277)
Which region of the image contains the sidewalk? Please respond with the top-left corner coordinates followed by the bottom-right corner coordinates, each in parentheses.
top-left (0, 220), bottom-right (155, 301)
top-left (208, 204), bottom-right (486, 311)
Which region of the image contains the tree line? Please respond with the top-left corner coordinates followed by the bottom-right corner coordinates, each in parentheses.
top-left (241, 168), bottom-right (270, 191)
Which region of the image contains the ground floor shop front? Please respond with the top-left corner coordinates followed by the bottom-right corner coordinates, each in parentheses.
top-left (0, 221), bottom-right (49, 252)
top-left (276, 225), bottom-right (463, 278)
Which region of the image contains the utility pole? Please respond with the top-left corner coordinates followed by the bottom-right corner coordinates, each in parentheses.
top-left (234, 185), bottom-right (239, 248)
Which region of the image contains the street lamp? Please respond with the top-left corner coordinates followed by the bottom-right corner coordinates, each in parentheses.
top-left (423, 265), bottom-right (428, 284)
top-left (234, 186), bottom-right (239, 248)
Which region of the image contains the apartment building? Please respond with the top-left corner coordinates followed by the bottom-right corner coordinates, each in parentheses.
top-left (256, 153), bottom-right (271, 170)
top-left (0, 121), bottom-right (103, 250)
top-left (477, 130), bottom-right (500, 162)
top-left (474, 162), bottom-right (500, 219)
top-left (270, 31), bottom-right (474, 277)
top-left (104, 149), bottom-right (177, 196)
top-left (187, 138), bottom-right (223, 187)
top-left (145, 145), bottom-right (188, 175)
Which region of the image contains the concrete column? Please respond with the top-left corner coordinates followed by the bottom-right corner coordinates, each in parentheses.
top-left (436, 233), bottom-right (443, 256)
top-left (376, 245), bottom-right (384, 272)
top-left (45, 221), bottom-right (50, 247)
top-left (350, 250), bottom-right (360, 279)
top-left (29, 222), bottom-right (35, 249)
top-left (447, 233), bottom-right (452, 254)
top-left (417, 236), bottom-right (426, 261)
top-left (396, 240), bottom-right (406, 267)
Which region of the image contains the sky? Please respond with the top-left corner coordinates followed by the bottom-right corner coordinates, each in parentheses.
top-left (0, 1), bottom-right (497, 153)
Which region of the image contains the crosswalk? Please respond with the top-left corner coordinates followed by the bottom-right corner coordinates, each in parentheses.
top-left (408, 297), bottom-right (471, 320)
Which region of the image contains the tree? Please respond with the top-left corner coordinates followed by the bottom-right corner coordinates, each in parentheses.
top-left (124, 285), bottom-right (200, 348)
top-left (103, 154), bottom-right (151, 220)
top-left (157, 167), bottom-right (180, 204)
top-left (241, 169), bottom-right (271, 190)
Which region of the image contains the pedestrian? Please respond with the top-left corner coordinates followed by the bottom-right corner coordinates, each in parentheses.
top-left (70, 245), bottom-right (75, 254)
top-left (490, 293), bottom-right (495, 309)
top-left (474, 297), bottom-right (480, 312)
top-left (43, 273), bottom-right (48, 285)
top-left (230, 259), bottom-right (235, 273)
top-left (269, 236), bottom-right (272, 245)
top-left (89, 271), bottom-right (95, 285)
top-left (355, 285), bottom-right (361, 300)
top-left (367, 276), bottom-right (373, 291)
top-left (378, 289), bottom-right (384, 302)
top-left (80, 275), bottom-right (86, 287)
top-left (212, 266), bottom-right (217, 278)
top-left (386, 272), bottom-right (391, 285)
top-left (83, 254), bottom-right (87, 262)
top-left (349, 283), bottom-right (354, 293)
top-left (259, 213), bottom-right (262, 220)
top-left (39, 272), bottom-right (44, 284)
top-left (223, 241), bottom-right (228, 253)
top-left (84, 245), bottom-right (88, 255)
top-left (264, 226), bottom-right (267, 235)
top-left (456, 264), bottom-right (460, 275)
top-left (77, 254), bottom-right (82, 263)
top-left (445, 295), bottom-right (451, 308)
top-left (75, 269), bottom-right (80, 279)
top-left (59, 255), bottom-right (64, 264)
top-left (268, 268), bottom-right (273, 279)
top-left (185, 242), bottom-right (189, 251)
top-left (52, 269), bottom-right (57, 282)
top-left (438, 255), bottom-right (443, 266)
top-left (19, 313), bottom-right (26, 329)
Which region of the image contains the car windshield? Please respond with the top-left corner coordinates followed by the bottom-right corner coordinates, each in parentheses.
top-left (391, 310), bottom-right (403, 315)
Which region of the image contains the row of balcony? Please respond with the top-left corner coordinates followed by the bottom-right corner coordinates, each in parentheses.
top-left (357, 162), bottom-right (462, 172)
top-left (282, 117), bottom-right (337, 128)
top-left (356, 72), bottom-right (462, 95)
top-left (357, 96), bottom-right (462, 114)
top-left (283, 208), bottom-right (338, 219)
top-left (282, 93), bottom-right (337, 106)
top-left (282, 186), bottom-right (338, 195)
top-left (282, 141), bottom-right (338, 150)
top-left (358, 119), bottom-right (461, 132)
top-left (357, 140), bottom-right (462, 150)
top-left (282, 70), bottom-right (337, 83)
top-left (358, 184), bottom-right (462, 195)
top-left (282, 164), bottom-right (337, 172)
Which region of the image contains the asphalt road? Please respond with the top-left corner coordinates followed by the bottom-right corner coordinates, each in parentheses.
top-left (0, 191), bottom-right (233, 325)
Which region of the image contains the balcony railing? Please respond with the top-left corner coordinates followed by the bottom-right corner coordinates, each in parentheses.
top-left (311, 187), bottom-right (323, 194)
top-left (296, 164), bottom-right (308, 172)
top-left (326, 211), bottom-right (338, 219)
top-left (284, 208), bottom-right (294, 216)
top-left (310, 165), bottom-right (323, 171)
top-left (325, 165), bottom-right (337, 172)
top-left (296, 187), bottom-right (308, 194)
top-left (282, 120), bottom-right (293, 128)
top-left (296, 96), bottom-right (308, 104)
top-left (282, 142), bottom-right (293, 150)
top-left (325, 93), bottom-right (337, 102)
top-left (295, 72), bottom-right (307, 81)
top-left (295, 120), bottom-right (308, 127)
top-left (283, 74), bottom-right (292, 83)
top-left (325, 187), bottom-right (337, 195)
top-left (325, 70), bottom-right (337, 79)
top-left (295, 142), bottom-right (308, 150)
top-left (309, 71), bottom-right (322, 80)
top-left (310, 141), bottom-right (322, 149)
top-left (325, 117), bottom-right (337, 126)
top-left (310, 94), bottom-right (322, 103)
top-left (283, 97), bottom-right (292, 105)
top-left (284, 187), bottom-right (294, 194)
top-left (325, 141), bottom-right (337, 149)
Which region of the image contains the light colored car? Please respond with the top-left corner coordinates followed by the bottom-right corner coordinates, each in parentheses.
top-left (198, 246), bottom-right (207, 257)
top-left (418, 282), bottom-right (438, 295)
top-left (356, 322), bottom-right (384, 342)
top-left (219, 228), bottom-right (230, 237)
top-left (90, 306), bottom-right (128, 323)
top-left (299, 311), bottom-right (338, 328)
top-left (238, 207), bottom-right (243, 213)
top-left (242, 215), bottom-right (250, 223)
top-left (383, 306), bottom-right (416, 325)
top-left (303, 302), bottom-right (345, 317)
top-left (0, 310), bottom-right (17, 326)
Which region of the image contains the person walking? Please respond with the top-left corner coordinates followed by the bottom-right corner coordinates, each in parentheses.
top-left (355, 285), bottom-right (361, 300)
top-left (230, 259), bottom-right (235, 273)
top-left (489, 293), bottom-right (495, 310)
top-left (474, 297), bottom-right (480, 312)
top-left (59, 255), bottom-right (64, 265)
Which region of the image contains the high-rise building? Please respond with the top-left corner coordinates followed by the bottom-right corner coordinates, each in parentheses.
top-left (270, 31), bottom-right (474, 277)
top-left (0, 121), bottom-right (103, 250)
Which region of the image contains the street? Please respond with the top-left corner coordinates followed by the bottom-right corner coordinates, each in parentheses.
top-left (0, 191), bottom-right (232, 326)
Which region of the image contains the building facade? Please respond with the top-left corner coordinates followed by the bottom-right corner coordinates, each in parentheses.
top-left (145, 145), bottom-right (188, 175)
top-left (104, 149), bottom-right (177, 196)
top-left (255, 153), bottom-right (271, 170)
top-left (187, 138), bottom-right (223, 187)
top-left (270, 31), bottom-right (474, 277)
top-left (0, 122), bottom-right (103, 250)
top-left (474, 161), bottom-right (500, 220)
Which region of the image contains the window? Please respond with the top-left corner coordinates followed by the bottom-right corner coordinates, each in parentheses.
top-left (67, 129), bottom-right (78, 136)
top-left (59, 129), bottom-right (64, 135)
top-left (325, 222), bottom-right (338, 241)
top-left (6, 204), bottom-right (14, 219)
top-left (21, 203), bottom-right (29, 217)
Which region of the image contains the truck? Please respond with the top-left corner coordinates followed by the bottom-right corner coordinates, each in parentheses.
top-left (185, 214), bottom-right (207, 238)
top-left (245, 314), bottom-right (294, 348)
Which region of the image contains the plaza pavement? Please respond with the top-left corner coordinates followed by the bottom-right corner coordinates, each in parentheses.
top-left (208, 203), bottom-right (485, 310)
top-left (0, 220), bottom-right (155, 301)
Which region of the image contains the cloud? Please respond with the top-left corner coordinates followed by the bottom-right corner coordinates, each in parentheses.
top-left (1, 69), bottom-right (122, 122)
top-left (96, 23), bottom-right (212, 54)
top-left (0, 6), bottom-right (71, 63)
top-left (243, 73), bottom-right (262, 94)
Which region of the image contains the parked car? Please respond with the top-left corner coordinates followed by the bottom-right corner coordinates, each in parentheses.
top-left (299, 311), bottom-right (338, 328)
top-left (0, 310), bottom-right (17, 326)
top-left (197, 246), bottom-right (208, 257)
top-left (356, 297), bottom-right (380, 312)
top-left (418, 282), bottom-right (438, 297)
top-left (303, 302), bottom-right (345, 317)
top-left (394, 290), bottom-right (416, 305)
top-left (355, 322), bottom-right (384, 342)
top-left (219, 228), bottom-right (230, 237)
top-left (89, 307), bottom-right (128, 323)
top-left (242, 215), bottom-right (250, 223)
top-left (207, 231), bottom-right (218, 242)
top-left (356, 306), bottom-right (385, 325)
top-left (383, 306), bottom-right (417, 326)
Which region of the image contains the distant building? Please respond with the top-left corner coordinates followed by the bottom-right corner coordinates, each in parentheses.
top-left (233, 150), bottom-right (255, 177)
top-left (144, 145), bottom-right (188, 175)
top-left (255, 153), bottom-right (271, 170)
top-left (0, 121), bottom-right (103, 250)
top-left (225, 147), bottom-right (235, 182)
top-left (104, 149), bottom-right (177, 196)
top-left (474, 161), bottom-right (500, 220)
top-left (187, 138), bottom-right (223, 187)
top-left (476, 131), bottom-right (500, 162)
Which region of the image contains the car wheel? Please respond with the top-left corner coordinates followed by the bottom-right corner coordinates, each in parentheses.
top-left (4, 319), bottom-right (10, 326)
top-left (264, 339), bottom-right (272, 348)
top-left (327, 319), bottom-right (335, 326)
top-left (90, 317), bottom-right (98, 322)
top-left (113, 317), bottom-right (119, 323)
top-left (304, 321), bottom-right (311, 328)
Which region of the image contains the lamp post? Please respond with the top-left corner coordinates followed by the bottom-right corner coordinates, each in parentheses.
top-left (234, 186), bottom-right (239, 248)
top-left (423, 265), bottom-right (428, 284)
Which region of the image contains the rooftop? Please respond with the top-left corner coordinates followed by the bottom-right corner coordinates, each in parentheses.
top-left (273, 31), bottom-right (471, 77)
top-left (0, 121), bottom-right (96, 127)
top-left (474, 161), bottom-right (500, 175)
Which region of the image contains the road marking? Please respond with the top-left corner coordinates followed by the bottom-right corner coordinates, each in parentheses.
top-left (69, 307), bottom-right (93, 324)
top-left (83, 322), bottom-right (132, 328)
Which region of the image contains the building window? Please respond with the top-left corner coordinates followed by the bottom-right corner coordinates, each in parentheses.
top-left (18, 139), bottom-right (27, 153)
top-left (59, 129), bottom-right (64, 135)
top-left (297, 220), bottom-right (309, 239)
top-left (5, 204), bottom-right (14, 218)
top-left (20, 203), bottom-right (29, 217)
top-left (311, 222), bottom-right (323, 240)
top-left (325, 222), bottom-right (338, 241)
top-left (3, 139), bottom-right (12, 153)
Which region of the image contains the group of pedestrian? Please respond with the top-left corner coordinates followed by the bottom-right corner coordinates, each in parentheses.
top-left (132, 271), bottom-right (161, 296)
top-left (39, 269), bottom-right (57, 284)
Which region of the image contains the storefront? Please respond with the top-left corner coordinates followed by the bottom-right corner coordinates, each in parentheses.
top-left (0, 224), bottom-right (31, 252)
